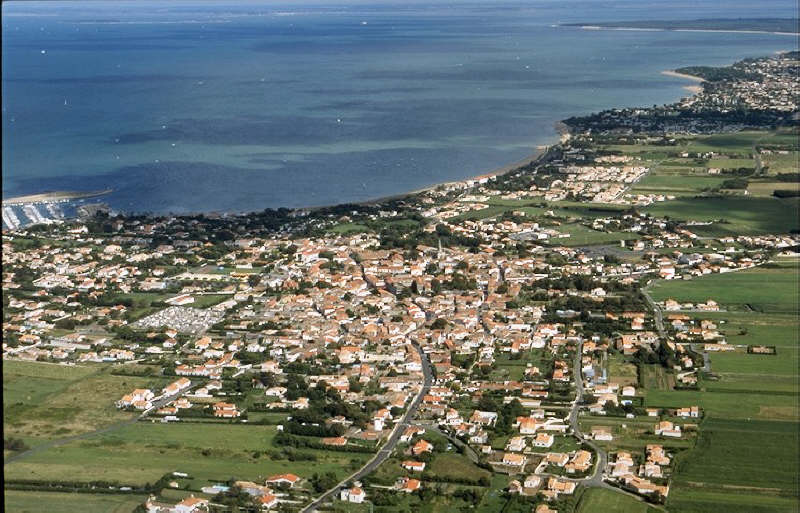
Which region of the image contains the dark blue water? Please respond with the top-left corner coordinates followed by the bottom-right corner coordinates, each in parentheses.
top-left (3, 0), bottom-right (798, 213)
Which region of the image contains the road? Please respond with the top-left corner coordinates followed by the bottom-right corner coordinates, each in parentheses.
top-left (568, 338), bottom-right (608, 489)
top-left (565, 341), bottom-right (667, 509)
top-left (642, 281), bottom-right (667, 340)
top-left (301, 341), bottom-right (433, 513)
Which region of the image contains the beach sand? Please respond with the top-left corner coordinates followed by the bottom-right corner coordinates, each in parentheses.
top-left (2, 189), bottom-right (112, 205)
top-left (661, 70), bottom-right (706, 82)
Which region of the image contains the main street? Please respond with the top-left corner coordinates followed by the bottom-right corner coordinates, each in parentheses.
top-left (301, 342), bottom-right (433, 513)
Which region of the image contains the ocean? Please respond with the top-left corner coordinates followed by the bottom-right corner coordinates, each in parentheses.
top-left (2, 0), bottom-right (798, 214)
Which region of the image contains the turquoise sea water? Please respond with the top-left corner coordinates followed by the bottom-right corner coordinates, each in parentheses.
top-left (2, 0), bottom-right (798, 213)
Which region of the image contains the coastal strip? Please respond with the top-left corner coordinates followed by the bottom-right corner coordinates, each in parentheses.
top-left (313, 146), bottom-right (553, 211)
top-left (661, 70), bottom-right (705, 83)
top-left (662, 70), bottom-right (706, 94)
top-left (572, 25), bottom-right (799, 36)
top-left (2, 189), bottom-right (113, 206)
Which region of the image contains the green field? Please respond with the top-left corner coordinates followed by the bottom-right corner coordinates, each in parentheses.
top-left (762, 151), bottom-right (800, 175)
top-left (639, 364), bottom-right (675, 390)
top-left (4, 422), bottom-right (369, 486)
top-left (645, 257), bottom-right (800, 513)
top-left (3, 361), bottom-right (152, 443)
top-left (648, 264), bottom-right (799, 313)
top-left (644, 387), bottom-right (798, 421)
top-left (607, 354), bottom-right (638, 386)
top-left (576, 487), bottom-right (660, 513)
top-left (644, 196), bottom-right (799, 236)
top-left (631, 173), bottom-right (730, 197)
top-left (671, 419), bottom-right (799, 494)
top-left (4, 490), bottom-right (147, 513)
top-left (427, 453), bottom-right (490, 482)
top-left (666, 485), bottom-right (800, 513)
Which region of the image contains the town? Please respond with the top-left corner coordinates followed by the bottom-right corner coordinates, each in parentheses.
top-left (3, 52), bottom-right (799, 513)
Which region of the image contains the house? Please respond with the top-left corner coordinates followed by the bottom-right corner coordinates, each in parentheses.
top-left (412, 439), bottom-right (433, 455)
top-left (322, 437), bottom-right (348, 447)
top-left (565, 450), bottom-right (592, 474)
top-left (533, 433), bottom-right (554, 448)
top-left (518, 417), bottom-right (539, 434)
top-left (506, 436), bottom-right (526, 452)
top-left (174, 497), bottom-right (209, 513)
top-left (397, 477), bottom-right (421, 493)
top-left (265, 473), bottom-right (300, 488)
top-left (213, 402), bottom-right (240, 418)
top-left (256, 494), bottom-right (278, 509)
top-left (524, 475), bottom-right (542, 489)
top-left (544, 452), bottom-right (569, 467)
top-left (591, 426), bottom-right (613, 441)
top-left (470, 410), bottom-right (499, 426)
top-left (502, 452), bottom-right (527, 468)
top-left (400, 426), bottom-right (425, 442)
top-left (676, 406), bottom-right (700, 418)
top-left (654, 420), bottom-right (681, 438)
top-left (402, 460), bottom-right (426, 472)
top-left (547, 477), bottom-right (576, 496)
top-left (340, 487), bottom-right (365, 503)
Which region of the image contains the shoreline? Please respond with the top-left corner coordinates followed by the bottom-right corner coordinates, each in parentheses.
top-left (574, 25), bottom-right (799, 36)
top-left (661, 70), bottom-right (705, 95)
top-left (0, 56), bottom-right (757, 222)
top-left (2, 189), bottom-right (113, 206)
top-left (660, 70), bottom-right (706, 83)
top-left (325, 145), bottom-right (553, 209)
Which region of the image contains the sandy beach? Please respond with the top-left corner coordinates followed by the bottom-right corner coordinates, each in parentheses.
top-left (312, 146), bottom-right (552, 210)
top-left (2, 189), bottom-right (112, 206)
top-left (661, 70), bottom-right (706, 82)
top-left (576, 25), bottom-right (799, 36)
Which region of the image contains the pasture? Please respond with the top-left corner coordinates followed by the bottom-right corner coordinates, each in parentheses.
top-left (3, 361), bottom-right (153, 443)
top-left (3, 422), bottom-right (370, 486)
top-left (576, 487), bottom-right (660, 513)
top-left (648, 265), bottom-right (799, 313)
top-left (3, 490), bottom-right (147, 513)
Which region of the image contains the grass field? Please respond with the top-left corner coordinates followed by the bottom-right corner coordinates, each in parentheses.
top-left (644, 387), bottom-right (798, 421)
top-left (666, 485), bottom-right (800, 513)
top-left (648, 264), bottom-right (799, 313)
top-left (639, 364), bottom-right (675, 390)
top-left (646, 256), bottom-right (800, 512)
top-left (644, 196), bottom-right (799, 235)
top-left (4, 490), bottom-right (147, 513)
top-left (3, 361), bottom-right (153, 443)
top-left (671, 419), bottom-right (799, 494)
top-left (631, 174), bottom-right (729, 197)
top-left (762, 151), bottom-right (799, 175)
top-left (747, 180), bottom-right (800, 197)
top-left (4, 422), bottom-right (369, 486)
top-left (607, 354), bottom-right (638, 386)
top-left (427, 453), bottom-right (490, 482)
top-left (576, 487), bottom-right (660, 513)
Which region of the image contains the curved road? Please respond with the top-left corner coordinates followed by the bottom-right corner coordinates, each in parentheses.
top-left (301, 342), bottom-right (433, 513)
top-left (569, 339), bottom-right (608, 488)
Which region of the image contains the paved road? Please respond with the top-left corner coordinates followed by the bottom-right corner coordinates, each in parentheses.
top-left (4, 383), bottom-right (199, 465)
top-left (567, 337), bottom-right (670, 511)
top-left (642, 281), bottom-right (667, 340)
top-left (301, 342), bottom-right (433, 513)
top-left (568, 339), bottom-right (608, 489)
